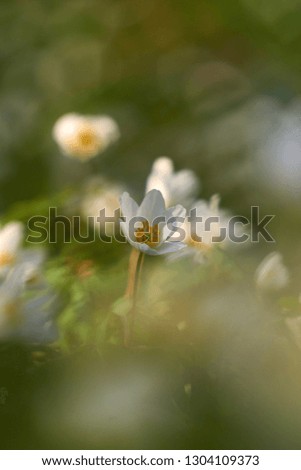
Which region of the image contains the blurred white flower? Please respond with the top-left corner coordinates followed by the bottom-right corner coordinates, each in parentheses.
top-left (0, 220), bottom-right (46, 284)
top-left (255, 252), bottom-right (289, 292)
top-left (0, 263), bottom-right (57, 343)
top-left (19, 249), bottom-right (46, 286)
top-left (145, 157), bottom-right (200, 207)
top-left (120, 189), bottom-right (186, 256)
top-left (80, 177), bottom-right (124, 235)
top-left (0, 221), bottom-right (23, 276)
top-left (0, 220), bottom-right (55, 342)
top-left (171, 195), bottom-right (232, 263)
top-left (0, 266), bottom-right (24, 336)
top-left (188, 195), bottom-right (231, 248)
top-left (52, 113), bottom-right (120, 161)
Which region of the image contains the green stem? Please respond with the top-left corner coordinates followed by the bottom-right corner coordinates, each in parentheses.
top-left (123, 249), bottom-right (144, 346)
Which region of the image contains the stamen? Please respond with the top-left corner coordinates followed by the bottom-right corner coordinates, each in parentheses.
top-left (78, 129), bottom-right (97, 147)
top-left (134, 221), bottom-right (160, 247)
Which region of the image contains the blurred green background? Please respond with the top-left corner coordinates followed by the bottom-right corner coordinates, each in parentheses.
top-left (1, 0), bottom-right (301, 450)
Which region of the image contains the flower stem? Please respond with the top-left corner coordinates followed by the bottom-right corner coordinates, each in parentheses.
top-left (123, 248), bottom-right (144, 346)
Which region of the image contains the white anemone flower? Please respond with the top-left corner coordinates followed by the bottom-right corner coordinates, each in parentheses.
top-left (186, 195), bottom-right (231, 248)
top-left (0, 221), bottom-right (46, 282)
top-left (255, 252), bottom-right (289, 291)
top-left (0, 221), bottom-right (24, 276)
top-left (0, 264), bottom-right (57, 343)
top-left (52, 113), bottom-right (120, 161)
top-left (171, 195), bottom-right (233, 263)
top-left (120, 189), bottom-right (186, 256)
top-left (145, 157), bottom-right (200, 207)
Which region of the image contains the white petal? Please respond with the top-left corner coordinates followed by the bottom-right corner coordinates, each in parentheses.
top-left (136, 243), bottom-right (157, 255)
top-left (145, 157), bottom-right (200, 207)
top-left (120, 220), bottom-right (137, 245)
top-left (0, 221), bottom-right (23, 256)
top-left (145, 174), bottom-right (171, 206)
top-left (145, 157), bottom-right (174, 206)
top-left (0, 265), bottom-right (26, 300)
top-left (91, 115), bottom-right (120, 148)
top-left (155, 241), bottom-right (186, 255)
top-left (119, 220), bottom-right (129, 240)
top-left (137, 189), bottom-right (166, 222)
top-left (52, 113), bottom-right (82, 143)
top-left (166, 204), bottom-right (186, 220)
top-left (151, 157), bottom-right (174, 175)
top-left (120, 192), bottom-right (139, 220)
top-left (171, 169), bottom-right (200, 205)
top-left (163, 204), bottom-right (186, 241)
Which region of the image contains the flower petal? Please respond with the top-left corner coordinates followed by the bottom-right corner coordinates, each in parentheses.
top-left (90, 115), bottom-right (120, 147)
top-left (171, 169), bottom-right (200, 206)
top-left (151, 157), bottom-right (174, 175)
top-left (120, 192), bottom-right (139, 221)
top-left (0, 221), bottom-right (24, 255)
top-left (163, 205), bottom-right (186, 242)
top-left (137, 189), bottom-right (166, 222)
top-left (155, 241), bottom-right (186, 255)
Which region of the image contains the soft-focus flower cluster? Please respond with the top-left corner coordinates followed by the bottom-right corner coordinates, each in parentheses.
top-left (142, 156), bottom-right (234, 262)
top-left (117, 155), bottom-right (239, 261)
top-left (53, 112), bottom-right (235, 263)
top-left (0, 222), bottom-right (57, 343)
top-left (51, 112), bottom-right (294, 304)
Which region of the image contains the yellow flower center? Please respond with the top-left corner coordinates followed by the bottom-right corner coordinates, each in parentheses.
top-left (78, 128), bottom-right (98, 148)
top-left (0, 252), bottom-right (15, 267)
top-left (68, 124), bottom-right (102, 158)
top-left (134, 221), bottom-right (160, 247)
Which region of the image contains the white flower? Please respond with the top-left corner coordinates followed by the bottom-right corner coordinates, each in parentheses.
top-left (187, 195), bottom-right (231, 248)
top-left (0, 222), bottom-right (24, 276)
top-left (52, 113), bottom-right (120, 161)
top-left (145, 157), bottom-right (200, 207)
top-left (0, 221), bottom-right (46, 284)
top-left (0, 273), bottom-right (21, 336)
top-left (0, 264), bottom-right (57, 343)
top-left (255, 252), bottom-right (289, 291)
top-left (80, 177), bottom-right (124, 235)
top-left (170, 195), bottom-right (232, 263)
top-left (19, 249), bottom-right (46, 286)
top-left (0, 222), bottom-right (55, 343)
top-left (120, 189), bottom-right (186, 256)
